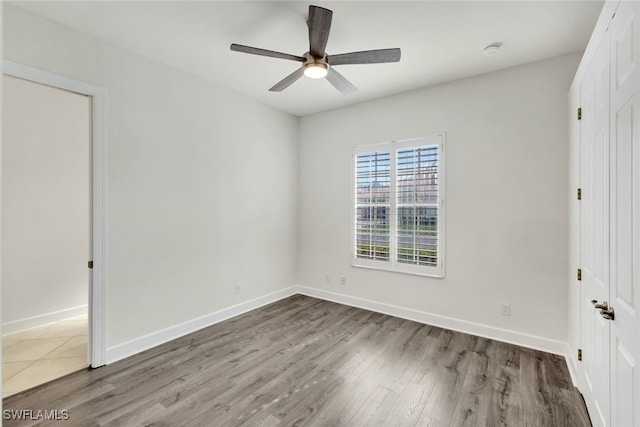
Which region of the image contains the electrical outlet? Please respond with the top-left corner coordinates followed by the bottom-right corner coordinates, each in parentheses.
top-left (340, 277), bottom-right (346, 286)
top-left (501, 303), bottom-right (511, 316)
top-left (324, 274), bottom-right (330, 283)
top-left (235, 284), bottom-right (241, 295)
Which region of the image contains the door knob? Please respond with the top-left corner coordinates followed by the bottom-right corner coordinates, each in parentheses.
top-left (591, 300), bottom-right (608, 310)
top-left (600, 305), bottom-right (615, 321)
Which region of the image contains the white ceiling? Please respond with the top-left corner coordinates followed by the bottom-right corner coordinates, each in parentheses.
top-left (10, 1), bottom-right (603, 116)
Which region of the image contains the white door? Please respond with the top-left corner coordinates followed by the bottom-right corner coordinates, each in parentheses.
top-left (609, 2), bottom-right (640, 426)
top-left (580, 29), bottom-right (611, 427)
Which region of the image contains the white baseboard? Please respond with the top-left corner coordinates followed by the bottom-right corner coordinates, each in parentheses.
top-left (106, 287), bottom-right (298, 364)
top-left (3, 305), bottom-right (88, 336)
top-left (104, 285), bottom-right (572, 370)
top-left (296, 286), bottom-right (568, 356)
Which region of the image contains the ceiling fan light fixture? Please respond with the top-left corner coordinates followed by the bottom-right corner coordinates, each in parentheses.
top-left (303, 62), bottom-right (329, 79)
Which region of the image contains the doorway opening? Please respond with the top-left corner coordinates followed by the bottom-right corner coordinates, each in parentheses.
top-left (1, 62), bottom-right (106, 397)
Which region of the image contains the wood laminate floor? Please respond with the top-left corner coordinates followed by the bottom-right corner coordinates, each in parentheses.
top-left (2, 295), bottom-right (591, 426)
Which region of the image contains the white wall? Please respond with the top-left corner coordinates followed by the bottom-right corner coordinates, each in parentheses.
top-left (3, 4), bottom-right (298, 349)
top-left (298, 53), bottom-right (581, 349)
top-left (2, 75), bottom-right (90, 329)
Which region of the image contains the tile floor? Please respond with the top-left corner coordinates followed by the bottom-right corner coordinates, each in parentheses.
top-left (2, 316), bottom-right (88, 398)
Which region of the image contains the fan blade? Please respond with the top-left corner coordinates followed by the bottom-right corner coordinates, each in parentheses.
top-left (326, 67), bottom-right (357, 95)
top-left (230, 44), bottom-right (305, 62)
top-left (269, 67), bottom-right (305, 92)
top-left (308, 6), bottom-right (332, 58)
top-left (328, 48), bottom-right (401, 66)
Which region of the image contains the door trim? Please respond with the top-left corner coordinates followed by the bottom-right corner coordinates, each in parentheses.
top-left (3, 60), bottom-right (107, 367)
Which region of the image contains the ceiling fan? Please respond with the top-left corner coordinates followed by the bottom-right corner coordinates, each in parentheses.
top-left (230, 5), bottom-right (401, 94)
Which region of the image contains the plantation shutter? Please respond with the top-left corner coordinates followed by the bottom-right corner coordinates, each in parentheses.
top-left (354, 150), bottom-right (391, 261)
top-left (352, 135), bottom-right (444, 277)
top-left (396, 145), bottom-right (439, 266)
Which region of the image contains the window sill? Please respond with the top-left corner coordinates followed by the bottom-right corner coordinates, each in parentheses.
top-left (351, 261), bottom-right (445, 279)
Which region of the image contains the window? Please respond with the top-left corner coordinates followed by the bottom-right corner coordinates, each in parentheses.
top-left (353, 135), bottom-right (445, 277)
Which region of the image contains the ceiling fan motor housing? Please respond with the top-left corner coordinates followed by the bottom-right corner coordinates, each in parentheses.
top-left (304, 52), bottom-right (328, 67)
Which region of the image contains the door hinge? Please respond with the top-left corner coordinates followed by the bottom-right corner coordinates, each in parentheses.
top-left (577, 107), bottom-right (582, 120)
top-left (577, 268), bottom-right (582, 281)
top-left (88, 260), bottom-right (94, 269)
top-left (578, 348), bottom-right (582, 361)
top-left (577, 188), bottom-right (582, 200)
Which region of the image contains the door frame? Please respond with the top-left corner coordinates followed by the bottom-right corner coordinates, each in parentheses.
top-left (3, 60), bottom-right (107, 367)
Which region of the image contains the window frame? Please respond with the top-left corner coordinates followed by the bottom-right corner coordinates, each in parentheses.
top-left (351, 134), bottom-right (446, 278)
